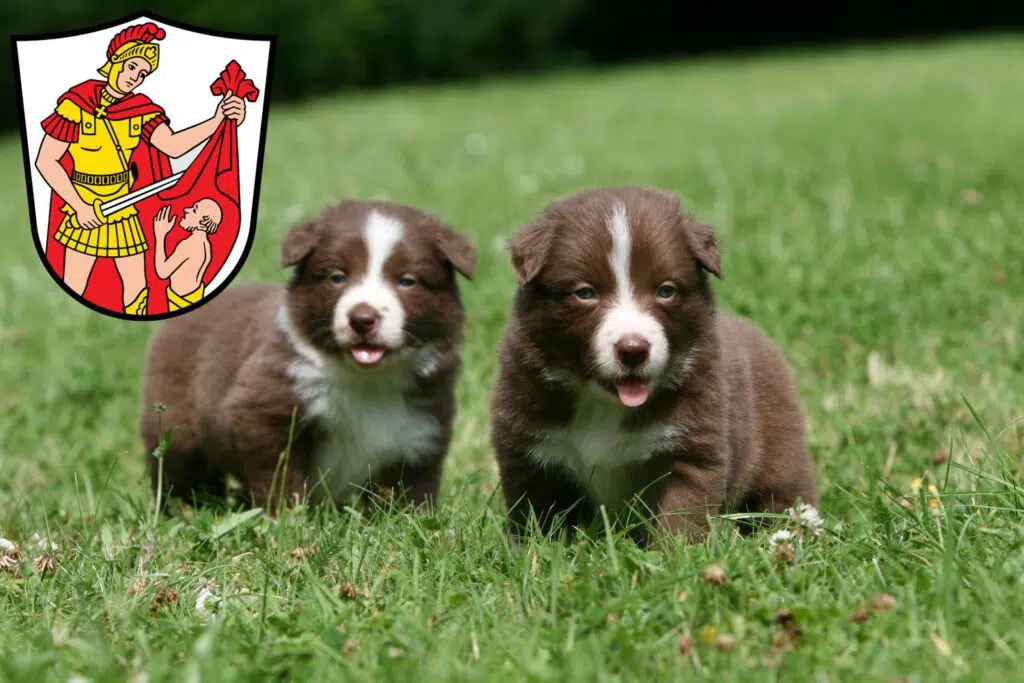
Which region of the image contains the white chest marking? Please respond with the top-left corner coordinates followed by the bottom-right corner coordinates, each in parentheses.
top-left (277, 306), bottom-right (442, 503)
top-left (527, 388), bottom-right (683, 511)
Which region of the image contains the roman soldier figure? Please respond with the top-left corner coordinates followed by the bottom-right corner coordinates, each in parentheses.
top-left (34, 21), bottom-right (246, 315)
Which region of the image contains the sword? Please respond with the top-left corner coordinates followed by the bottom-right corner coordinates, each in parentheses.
top-left (73, 171), bottom-right (185, 226)
top-left (100, 171), bottom-right (184, 216)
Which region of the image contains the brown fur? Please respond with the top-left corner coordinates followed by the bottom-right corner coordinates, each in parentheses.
top-left (139, 199), bottom-right (476, 513)
top-left (489, 186), bottom-right (816, 545)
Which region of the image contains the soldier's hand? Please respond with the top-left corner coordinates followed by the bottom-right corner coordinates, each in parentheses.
top-left (74, 201), bottom-right (103, 229)
top-left (219, 91), bottom-right (246, 125)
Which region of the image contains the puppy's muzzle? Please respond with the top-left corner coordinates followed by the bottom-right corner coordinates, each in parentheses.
top-left (615, 334), bottom-right (650, 369)
top-left (349, 303), bottom-right (382, 336)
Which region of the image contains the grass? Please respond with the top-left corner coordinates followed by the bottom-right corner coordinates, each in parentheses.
top-left (2, 35), bottom-right (1024, 682)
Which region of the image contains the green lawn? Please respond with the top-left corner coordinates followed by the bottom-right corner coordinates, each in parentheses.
top-left (2, 36), bottom-right (1023, 682)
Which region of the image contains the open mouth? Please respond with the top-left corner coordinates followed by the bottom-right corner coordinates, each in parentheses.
top-left (349, 343), bottom-right (389, 367)
top-left (599, 377), bottom-right (652, 407)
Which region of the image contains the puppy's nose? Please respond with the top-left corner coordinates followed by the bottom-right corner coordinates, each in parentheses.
top-left (349, 304), bottom-right (381, 335)
top-left (615, 335), bottom-right (650, 368)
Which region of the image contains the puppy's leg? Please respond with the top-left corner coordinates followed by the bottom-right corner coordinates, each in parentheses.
top-left (497, 457), bottom-right (591, 541)
top-left (140, 401), bottom-right (224, 510)
top-left (236, 426), bottom-right (310, 511)
top-left (737, 361), bottom-right (818, 529)
top-left (362, 455), bottom-right (445, 514)
top-left (737, 447), bottom-right (818, 519)
top-left (244, 457), bottom-right (310, 511)
top-left (641, 458), bottom-right (728, 545)
top-left (224, 380), bottom-right (310, 512)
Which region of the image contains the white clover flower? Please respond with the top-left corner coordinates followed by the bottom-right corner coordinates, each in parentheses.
top-left (768, 529), bottom-right (795, 549)
top-left (0, 538), bottom-right (16, 554)
top-left (787, 503), bottom-right (824, 536)
top-left (30, 533), bottom-right (58, 551)
top-left (195, 587), bottom-right (221, 614)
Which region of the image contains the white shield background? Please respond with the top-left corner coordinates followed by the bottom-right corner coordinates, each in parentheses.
top-left (15, 15), bottom-right (271, 293)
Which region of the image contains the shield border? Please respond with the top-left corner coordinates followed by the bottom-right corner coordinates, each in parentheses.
top-left (9, 10), bottom-right (277, 322)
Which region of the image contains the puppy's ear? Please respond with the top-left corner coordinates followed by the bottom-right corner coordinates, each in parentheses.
top-left (281, 219), bottom-right (322, 268)
top-left (508, 218), bottom-right (555, 286)
top-left (686, 221), bottom-right (722, 280)
top-left (434, 224), bottom-right (477, 280)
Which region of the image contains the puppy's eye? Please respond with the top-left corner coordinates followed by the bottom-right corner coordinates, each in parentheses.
top-left (398, 275), bottom-right (417, 288)
top-left (329, 271), bottom-right (346, 285)
top-left (656, 283), bottom-right (678, 299)
top-left (573, 285), bottom-right (597, 301)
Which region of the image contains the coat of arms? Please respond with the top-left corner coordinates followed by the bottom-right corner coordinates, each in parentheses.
top-left (11, 13), bottom-right (274, 319)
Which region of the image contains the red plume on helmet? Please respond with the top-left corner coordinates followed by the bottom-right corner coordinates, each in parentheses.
top-left (106, 22), bottom-right (166, 59)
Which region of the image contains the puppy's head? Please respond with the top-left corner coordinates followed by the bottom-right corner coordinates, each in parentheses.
top-left (508, 186), bottom-right (721, 407)
top-left (280, 200), bottom-right (476, 372)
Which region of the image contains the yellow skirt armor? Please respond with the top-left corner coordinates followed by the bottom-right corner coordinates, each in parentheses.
top-left (54, 190), bottom-right (148, 258)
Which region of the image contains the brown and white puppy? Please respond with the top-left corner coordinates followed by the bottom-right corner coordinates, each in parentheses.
top-left (138, 199), bottom-right (476, 512)
top-left (489, 186), bottom-right (816, 545)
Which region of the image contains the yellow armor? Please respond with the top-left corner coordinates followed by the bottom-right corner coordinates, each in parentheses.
top-left (52, 91), bottom-right (160, 259)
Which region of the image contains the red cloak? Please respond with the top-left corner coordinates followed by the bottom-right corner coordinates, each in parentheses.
top-left (40, 79), bottom-right (172, 313)
top-left (146, 60), bottom-right (259, 315)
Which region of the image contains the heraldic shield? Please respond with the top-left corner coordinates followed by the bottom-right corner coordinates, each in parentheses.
top-left (11, 12), bottom-right (274, 320)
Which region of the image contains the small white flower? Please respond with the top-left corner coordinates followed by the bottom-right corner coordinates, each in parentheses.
top-left (0, 538), bottom-right (16, 554)
top-left (787, 503), bottom-right (824, 536)
top-left (30, 533), bottom-right (58, 551)
top-left (768, 529), bottom-right (794, 548)
top-left (195, 587), bottom-right (221, 614)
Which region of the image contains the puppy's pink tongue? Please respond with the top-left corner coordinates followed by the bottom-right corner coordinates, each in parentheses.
top-left (613, 379), bottom-right (650, 407)
top-left (351, 345), bottom-right (386, 365)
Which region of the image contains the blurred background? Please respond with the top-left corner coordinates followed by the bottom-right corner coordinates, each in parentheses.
top-left (3, 0), bottom-right (1022, 135)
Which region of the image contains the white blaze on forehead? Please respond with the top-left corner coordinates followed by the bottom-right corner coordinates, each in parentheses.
top-left (333, 210), bottom-right (406, 347)
top-left (592, 200), bottom-right (669, 377)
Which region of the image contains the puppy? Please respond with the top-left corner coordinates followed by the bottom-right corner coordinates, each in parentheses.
top-left (139, 199), bottom-right (477, 512)
top-left (489, 186), bottom-right (816, 544)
